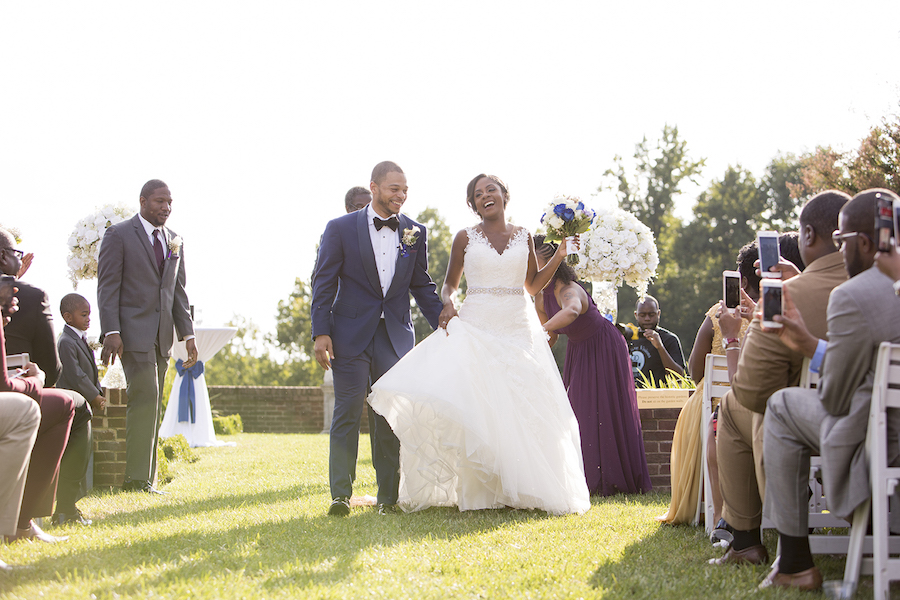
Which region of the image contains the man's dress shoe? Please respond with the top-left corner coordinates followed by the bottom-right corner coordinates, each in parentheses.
top-left (709, 544), bottom-right (768, 566)
top-left (9, 520), bottom-right (67, 543)
top-left (52, 507), bottom-right (92, 526)
top-left (376, 503), bottom-right (397, 516)
top-left (759, 565), bottom-right (823, 591)
top-left (122, 480), bottom-right (167, 494)
top-left (328, 497), bottom-right (351, 517)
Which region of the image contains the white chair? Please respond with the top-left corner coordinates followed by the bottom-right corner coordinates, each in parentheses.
top-left (696, 353), bottom-right (730, 533)
top-left (842, 342), bottom-right (900, 599)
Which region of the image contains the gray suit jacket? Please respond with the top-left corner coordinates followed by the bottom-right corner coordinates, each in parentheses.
top-left (57, 326), bottom-right (102, 401)
top-left (819, 265), bottom-right (900, 517)
top-left (97, 214), bottom-right (194, 356)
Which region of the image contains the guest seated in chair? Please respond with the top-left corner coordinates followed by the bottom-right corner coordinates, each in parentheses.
top-left (0, 276), bottom-right (74, 543)
top-left (712, 190), bottom-right (849, 568)
top-left (0, 278), bottom-right (41, 568)
top-left (760, 189), bottom-right (900, 591)
top-left (0, 228), bottom-right (94, 527)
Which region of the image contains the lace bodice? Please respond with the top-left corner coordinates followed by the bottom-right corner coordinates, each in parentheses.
top-left (459, 226), bottom-right (533, 347)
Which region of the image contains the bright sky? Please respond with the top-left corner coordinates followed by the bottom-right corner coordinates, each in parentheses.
top-left (3, 1), bottom-right (899, 342)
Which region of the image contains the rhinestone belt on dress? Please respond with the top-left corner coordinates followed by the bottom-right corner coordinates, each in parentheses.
top-left (466, 286), bottom-right (523, 296)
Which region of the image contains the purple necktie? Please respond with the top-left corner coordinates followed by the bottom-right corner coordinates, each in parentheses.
top-left (153, 230), bottom-right (165, 275)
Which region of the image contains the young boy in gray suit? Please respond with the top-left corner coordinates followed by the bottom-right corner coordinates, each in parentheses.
top-left (54, 292), bottom-right (103, 526)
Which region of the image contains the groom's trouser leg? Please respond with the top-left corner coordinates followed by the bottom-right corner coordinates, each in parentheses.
top-left (122, 346), bottom-right (168, 484)
top-left (330, 349), bottom-right (372, 500)
top-left (369, 321), bottom-right (402, 505)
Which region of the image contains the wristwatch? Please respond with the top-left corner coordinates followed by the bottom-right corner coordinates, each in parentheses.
top-left (722, 337), bottom-right (740, 349)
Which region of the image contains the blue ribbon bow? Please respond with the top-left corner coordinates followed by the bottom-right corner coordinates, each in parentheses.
top-left (175, 358), bottom-right (204, 423)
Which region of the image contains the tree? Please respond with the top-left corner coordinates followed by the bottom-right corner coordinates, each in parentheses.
top-left (275, 278), bottom-right (325, 386)
top-left (411, 207), bottom-right (463, 343)
top-left (203, 315), bottom-right (310, 387)
top-left (603, 124), bottom-right (706, 241)
top-left (792, 115), bottom-right (900, 197)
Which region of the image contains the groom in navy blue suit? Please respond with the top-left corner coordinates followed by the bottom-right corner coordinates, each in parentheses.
top-left (311, 161), bottom-right (450, 515)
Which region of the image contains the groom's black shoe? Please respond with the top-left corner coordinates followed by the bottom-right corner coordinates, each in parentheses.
top-left (376, 503), bottom-right (398, 516)
top-left (328, 497), bottom-right (351, 517)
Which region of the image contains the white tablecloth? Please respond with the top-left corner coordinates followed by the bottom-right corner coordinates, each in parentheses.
top-left (159, 327), bottom-right (238, 447)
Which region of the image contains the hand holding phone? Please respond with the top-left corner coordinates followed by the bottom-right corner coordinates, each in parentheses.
top-left (723, 270), bottom-right (741, 309)
top-left (762, 279), bottom-right (783, 329)
top-left (757, 231), bottom-right (782, 279)
top-left (876, 192), bottom-right (895, 252)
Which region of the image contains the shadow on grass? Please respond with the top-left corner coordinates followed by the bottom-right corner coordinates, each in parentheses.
top-left (1, 501), bottom-right (550, 597)
top-left (588, 519), bottom-right (870, 599)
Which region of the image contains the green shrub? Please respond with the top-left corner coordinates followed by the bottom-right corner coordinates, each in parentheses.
top-left (213, 413), bottom-right (243, 435)
top-left (156, 434), bottom-right (199, 485)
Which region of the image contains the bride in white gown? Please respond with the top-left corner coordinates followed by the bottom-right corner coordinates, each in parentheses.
top-left (368, 174), bottom-right (590, 515)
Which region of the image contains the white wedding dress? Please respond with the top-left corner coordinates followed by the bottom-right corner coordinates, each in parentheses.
top-left (369, 226), bottom-right (590, 515)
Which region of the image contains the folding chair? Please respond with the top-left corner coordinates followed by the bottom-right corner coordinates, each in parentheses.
top-left (843, 342), bottom-right (900, 599)
top-left (697, 353), bottom-right (730, 532)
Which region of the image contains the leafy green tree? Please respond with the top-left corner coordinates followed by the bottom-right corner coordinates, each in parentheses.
top-left (759, 152), bottom-right (806, 230)
top-left (275, 278), bottom-right (325, 386)
top-left (603, 124), bottom-right (706, 241)
top-left (793, 115), bottom-right (900, 196)
top-left (204, 315), bottom-right (310, 386)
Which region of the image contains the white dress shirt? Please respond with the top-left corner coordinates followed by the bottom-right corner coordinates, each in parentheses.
top-left (366, 203), bottom-right (400, 300)
top-left (66, 323), bottom-right (88, 343)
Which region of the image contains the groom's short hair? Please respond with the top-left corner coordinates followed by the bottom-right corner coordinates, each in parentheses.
top-left (371, 161), bottom-right (404, 185)
top-left (140, 179), bottom-right (168, 199)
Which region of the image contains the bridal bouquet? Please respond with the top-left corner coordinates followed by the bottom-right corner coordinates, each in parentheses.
top-left (67, 204), bottom-right (132, 287)
top-left (539, 195), bottom-right (595, 265)
top-left (574, 206), bottom-right (658, 297)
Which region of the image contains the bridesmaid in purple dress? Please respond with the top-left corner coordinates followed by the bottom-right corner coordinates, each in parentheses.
top-left (534, 236), bottom-right (652, 496)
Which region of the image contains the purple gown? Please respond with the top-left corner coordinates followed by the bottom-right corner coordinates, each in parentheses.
top-left (543, 282), bottom-right (652, 496)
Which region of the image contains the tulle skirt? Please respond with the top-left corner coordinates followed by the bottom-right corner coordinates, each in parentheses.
top-left (369, 314), bottom-right (590, 515)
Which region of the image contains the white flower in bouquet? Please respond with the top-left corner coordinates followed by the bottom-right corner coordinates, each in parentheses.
top-left (100, 359), bottom-right (127, 389)
top-left (539, 194), bottom-right (595, 265)
top-left (67, 204), bottom-right (132, 288)
top-left (574, 205), bottom-right (658, 298)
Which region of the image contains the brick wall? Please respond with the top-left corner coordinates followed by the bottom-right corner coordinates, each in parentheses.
top-left (207, 386), bottom-right (326, 433)
top-left (93, 387), bottom-right (678, 492)
top-left (638, 408), bottom-right (680, 493)
top-left (91, 388), bottom-right (128, 488)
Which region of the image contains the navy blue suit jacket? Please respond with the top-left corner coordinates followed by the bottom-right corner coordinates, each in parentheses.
top-left (311, 209), bottom-right (443, 359)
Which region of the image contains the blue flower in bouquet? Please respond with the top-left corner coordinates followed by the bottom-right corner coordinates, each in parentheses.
top-left (540, 194), bottom-right (595, 265)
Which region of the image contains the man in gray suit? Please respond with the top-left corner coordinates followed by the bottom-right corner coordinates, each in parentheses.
top-left (98, 179), bottom-right (197, 494)
top-left (760, 189), bottom-right (900, 590)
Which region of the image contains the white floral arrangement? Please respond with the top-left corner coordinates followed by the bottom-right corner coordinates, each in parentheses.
top-left (573, 205), bottom-right (659, 298)
top-left (539, 195), bottom-right (595, 265)
top-left (66, 204), bottom-right (132, 287)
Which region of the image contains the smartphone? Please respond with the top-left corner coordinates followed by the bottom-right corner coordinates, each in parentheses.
top-left (876, 192), bottom-right (895, 252)
top-left (723, 270), bottom-right (741, 309)
top-left (757, 231), bottom-right (781, 278)
top-left (762, 279), bottom-right (783, 328)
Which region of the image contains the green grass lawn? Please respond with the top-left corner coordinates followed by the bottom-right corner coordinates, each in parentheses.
top-left (0, 433), bottom-right (859, 599)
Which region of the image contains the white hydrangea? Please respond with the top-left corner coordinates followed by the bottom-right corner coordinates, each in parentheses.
top-left (67, 204), bottom-right (133, 288)
top-left (573, 205), bottom-right (658, 298)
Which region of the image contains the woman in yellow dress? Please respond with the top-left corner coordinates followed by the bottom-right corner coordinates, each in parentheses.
top-left (656, 243), bottom-right (758, 525)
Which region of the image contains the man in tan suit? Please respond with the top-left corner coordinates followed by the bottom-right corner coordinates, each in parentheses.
top-left (712, 191), bottom-right (850, 566)
top-left (760, 189), bottom-right (900, 590)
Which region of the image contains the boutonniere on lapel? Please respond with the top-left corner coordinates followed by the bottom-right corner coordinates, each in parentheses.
top-left (167, 235), bottom-right (183, 259)
top-left (87, 337), bottom-right (103, 352)
top-left (399, 226), bottom-right (421, 258)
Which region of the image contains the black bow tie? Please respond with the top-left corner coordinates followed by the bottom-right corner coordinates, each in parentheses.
top-left (374, 216), bottom-right (399, 231)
